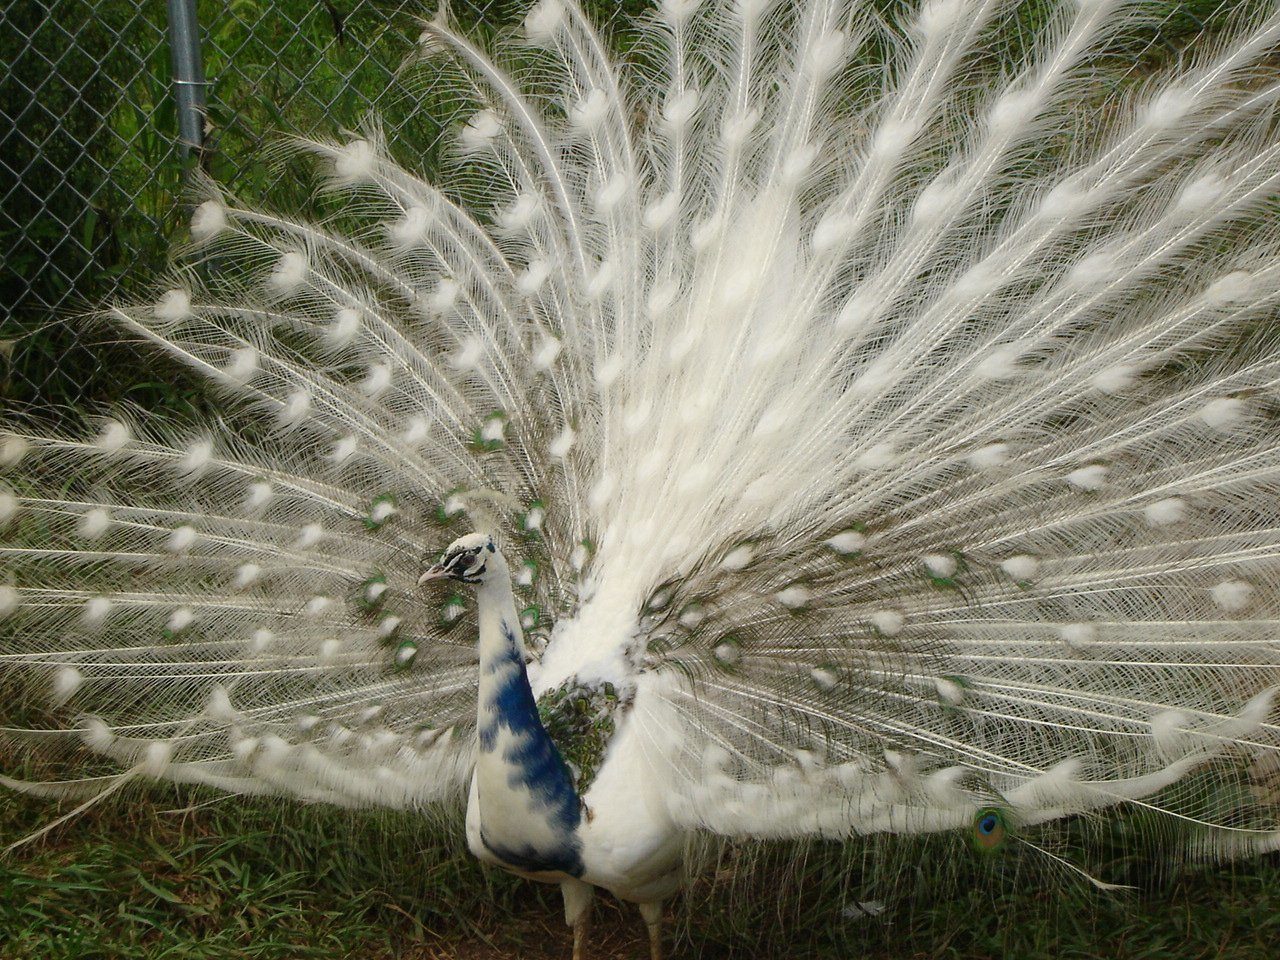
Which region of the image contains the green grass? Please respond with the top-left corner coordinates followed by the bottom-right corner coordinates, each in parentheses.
top-left (0, 789), bottom-right (519, 960)
top-left (3, 787), bottom-right (1278, 959)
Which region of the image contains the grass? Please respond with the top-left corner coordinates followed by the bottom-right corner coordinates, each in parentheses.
top-left (0, 788), bottom-right (514, 960)
top-left (2, 786), bottom-right (1279, 959)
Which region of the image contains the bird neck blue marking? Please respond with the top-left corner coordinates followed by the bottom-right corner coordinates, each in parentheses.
top-left (474, 582), bottom-right (583, 876)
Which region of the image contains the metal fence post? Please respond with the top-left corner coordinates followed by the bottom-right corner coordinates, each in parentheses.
top-left (167, 0), bottom-right (206, 155)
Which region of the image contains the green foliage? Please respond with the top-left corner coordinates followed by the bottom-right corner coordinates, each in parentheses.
top-left (2, 0), bottom-right (471, 417)
top-left (0, 0), bottom-right (181, 415)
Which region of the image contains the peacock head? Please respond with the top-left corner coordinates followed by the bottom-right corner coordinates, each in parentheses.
top-left (419, 533), bottom-right (500, 587)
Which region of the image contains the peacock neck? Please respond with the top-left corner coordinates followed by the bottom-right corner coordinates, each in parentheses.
top-left (472, 557), bottom-right (583, 876)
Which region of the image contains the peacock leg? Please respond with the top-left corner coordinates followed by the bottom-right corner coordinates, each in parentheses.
top-left (572, 910), bottom-right (590, 960)
top-left (639, 900), bottom-right (664, 960)
top-left (561, 878), bottom-right (594, 960)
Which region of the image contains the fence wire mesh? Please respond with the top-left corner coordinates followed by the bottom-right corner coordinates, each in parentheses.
top-left (0, 0), bottom-right (517, 414)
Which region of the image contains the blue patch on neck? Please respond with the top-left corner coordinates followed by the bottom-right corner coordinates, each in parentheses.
top-left (477, 621), bottom-right (583, 875)
top-left (479, 827), bottom-right (584, 877)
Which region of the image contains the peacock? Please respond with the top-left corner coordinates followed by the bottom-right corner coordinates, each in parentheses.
top-left (4, 0), bottom-right (1280, 956)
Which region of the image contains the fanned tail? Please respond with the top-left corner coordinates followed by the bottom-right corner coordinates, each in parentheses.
top-left (0, 5), bottom-right (622, 805)
top-left (568, 0), bottom-right (1280, 862)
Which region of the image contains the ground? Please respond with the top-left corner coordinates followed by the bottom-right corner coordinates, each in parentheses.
top-left (2, 787), bottom-right (1279, 959)
top-left (373, 905), bottom-right (651, 960)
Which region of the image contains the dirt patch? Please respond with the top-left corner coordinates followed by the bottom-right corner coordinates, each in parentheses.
top-left (386, 899), bottom-right (654, 960)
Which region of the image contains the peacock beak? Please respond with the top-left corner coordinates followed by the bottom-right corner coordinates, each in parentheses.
top-left (418, 563), bottom-right (449, 585)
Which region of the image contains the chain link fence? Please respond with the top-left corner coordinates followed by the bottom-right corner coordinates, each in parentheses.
top-left (0, 0), bottom-right (521, 415)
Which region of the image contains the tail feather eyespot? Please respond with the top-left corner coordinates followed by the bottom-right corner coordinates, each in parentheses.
top-left (972, 807), bottom-right (1008, 852)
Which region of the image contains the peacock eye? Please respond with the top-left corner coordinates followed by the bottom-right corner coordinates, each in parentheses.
top-left (971, 808), bottom-right (1007, 852)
